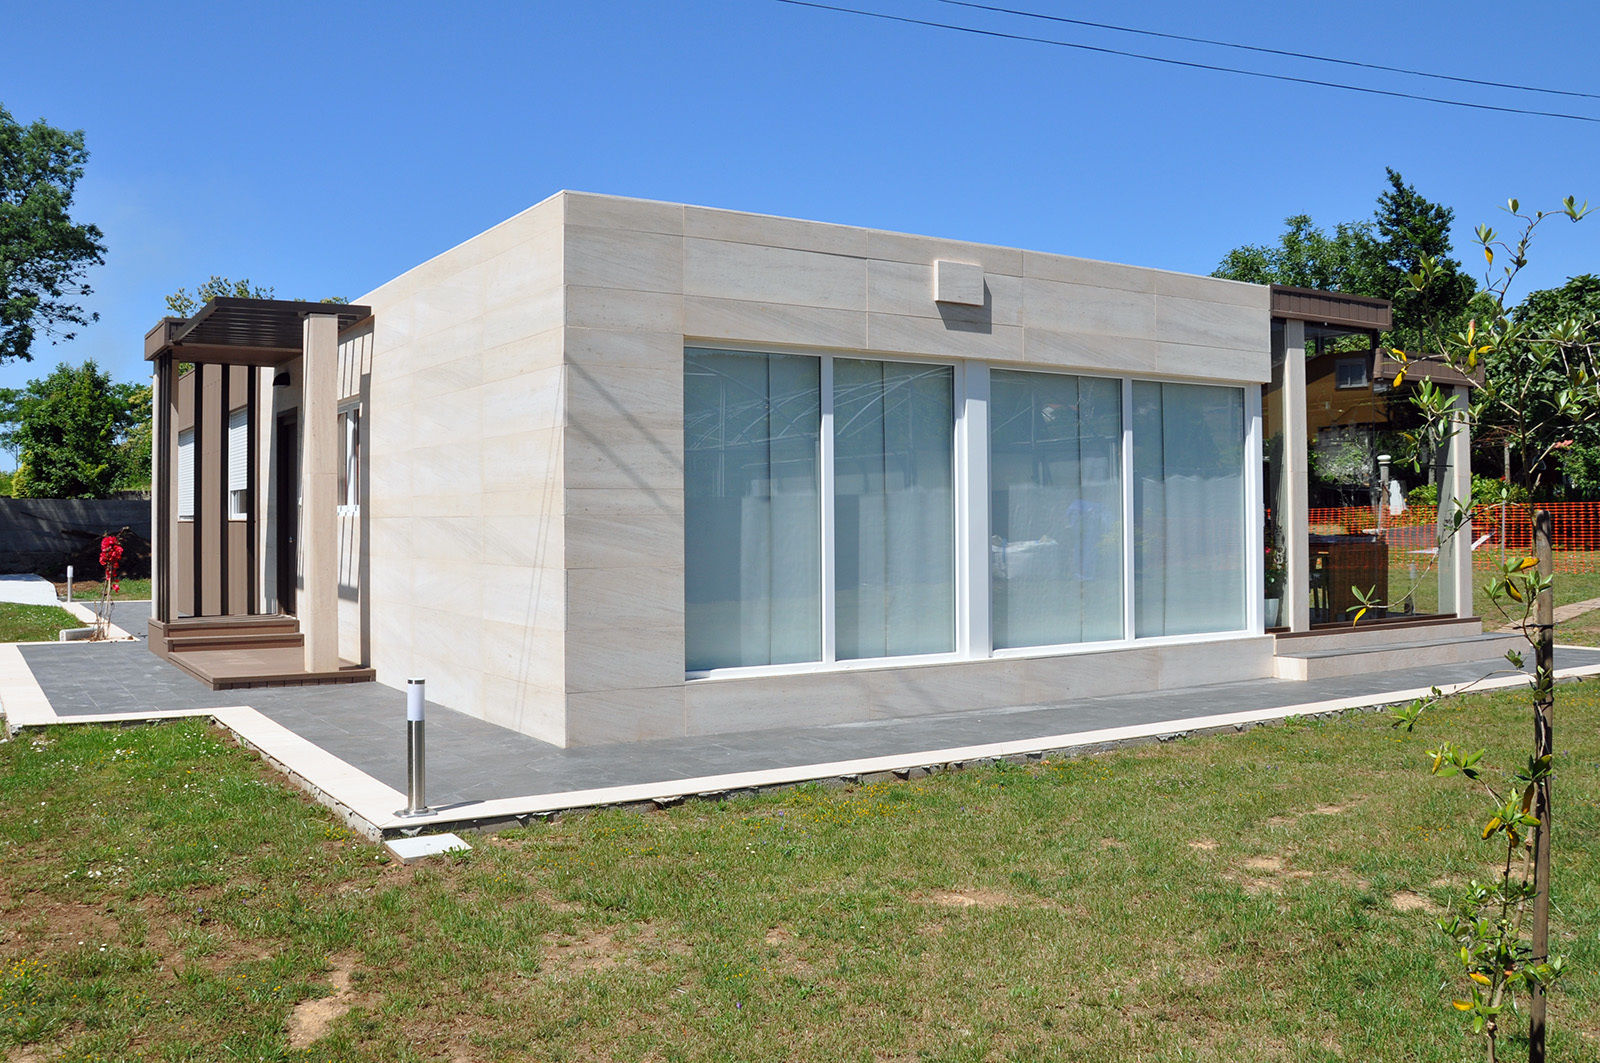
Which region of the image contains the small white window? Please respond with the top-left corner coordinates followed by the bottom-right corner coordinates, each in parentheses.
top-left (1335, 357), bottom-right (1370, 389)
top-left (227, 408), bottom-right (248, 520)
top-left (338, 406), bottom-right (361, 510)
top-left (177, 428), bottom-right (195, 520)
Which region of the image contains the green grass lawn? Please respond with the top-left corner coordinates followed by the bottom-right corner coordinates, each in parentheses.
top-left (3, 688), bottom-right (1600, 1062)
top-left (54, 578), bottom-right (152, 602)
top-left (0, 603), bottom-right (84, 643)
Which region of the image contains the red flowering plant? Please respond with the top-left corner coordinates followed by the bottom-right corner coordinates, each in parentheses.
top-left (92, 530), bottom-right (124, 640)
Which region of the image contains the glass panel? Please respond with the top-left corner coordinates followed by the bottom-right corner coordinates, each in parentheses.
top-left (989, 370), bottom-right (1123, 648)
top-left (834, 359), bottom-right (955, 660)
top-left (684, 349), bottom-right (821, 670)
top-left (1133, 381), bottom-right (1246, 636)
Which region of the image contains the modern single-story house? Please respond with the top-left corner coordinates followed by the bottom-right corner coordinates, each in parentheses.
top-left (144, 192), bottom-right (1492, 747)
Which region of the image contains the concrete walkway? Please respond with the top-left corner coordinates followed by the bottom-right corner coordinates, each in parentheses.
top-left (5, 601), bottom-right (1600, 839)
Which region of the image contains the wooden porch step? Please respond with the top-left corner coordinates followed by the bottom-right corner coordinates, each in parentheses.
top-left (151, 614), bottom-right (300, 637)
top-left (149, 614), bottom-right (301, 658)
top-left (165, 631), bottom-right (305, 653)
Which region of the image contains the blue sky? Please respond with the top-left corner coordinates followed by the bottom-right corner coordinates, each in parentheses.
top-left (5, 0), bottom-right (1598, 413)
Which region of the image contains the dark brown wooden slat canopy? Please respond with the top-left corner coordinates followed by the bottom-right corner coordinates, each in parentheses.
top-left (145, 298), bottom-right (371, 365)
top-left (1270, 284), bottom-right (1392, 334)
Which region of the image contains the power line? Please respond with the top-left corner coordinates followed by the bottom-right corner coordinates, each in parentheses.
top-left (772, 0), bottom-right (1600, 124)
top-left (937, 0), bottom-right (1600, 102)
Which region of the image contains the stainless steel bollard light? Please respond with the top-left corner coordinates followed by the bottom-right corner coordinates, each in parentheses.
top-left (66, 566), bottom-right (73, 605)
top-left (395, 678), bottom-right (435, 818)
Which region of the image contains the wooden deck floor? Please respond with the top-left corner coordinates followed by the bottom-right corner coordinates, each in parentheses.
top-left (167, 644), bottom-right (376, 690)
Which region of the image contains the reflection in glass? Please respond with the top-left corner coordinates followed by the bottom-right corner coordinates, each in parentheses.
top-left (1132, 381), bottom-right (1246, 636)
top-left (990, 370), bottom-right (1123, 647)
top-left (684, 349), bottom-right (821, 670)
top-left (834, 359), bottom-right (955, 660)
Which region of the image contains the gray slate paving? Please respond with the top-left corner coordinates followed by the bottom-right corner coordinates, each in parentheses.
top-left (17, 601), bottom-right (1600, 809)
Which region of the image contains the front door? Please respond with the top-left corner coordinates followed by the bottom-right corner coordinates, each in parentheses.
top-left (276, 411), bottom-right (298, 615)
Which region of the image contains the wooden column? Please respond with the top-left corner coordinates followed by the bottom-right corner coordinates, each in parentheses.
top-left (152, 355), bottom-right (174, 624)
top-left (300, 315), bottom-right (340, 672)
top-left (218, 365), bottom-right (230, 612)
top-left (246, 367), bottom-right (258, 615)
top-left (192, 364), bottom-right (205, 617)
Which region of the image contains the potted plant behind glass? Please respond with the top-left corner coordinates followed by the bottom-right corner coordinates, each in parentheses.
top-left (1263, 543), bottom-right (1286, 628)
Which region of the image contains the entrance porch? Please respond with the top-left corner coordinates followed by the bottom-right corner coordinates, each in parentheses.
top-left (1264, 286), bottom-right (1514, 676)
top-left (145, 298), bottom-right (375, 689)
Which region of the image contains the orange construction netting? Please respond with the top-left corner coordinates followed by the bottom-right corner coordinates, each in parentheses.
top-left (1305, 502), bottom-right (1600, 573)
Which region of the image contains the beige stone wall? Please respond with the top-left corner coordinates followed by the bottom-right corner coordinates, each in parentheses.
top-left (358, 194), bottom-right (568, 744)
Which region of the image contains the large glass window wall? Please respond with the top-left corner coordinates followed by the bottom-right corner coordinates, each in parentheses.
top-left (684, 347), bottom-right (1255, 675)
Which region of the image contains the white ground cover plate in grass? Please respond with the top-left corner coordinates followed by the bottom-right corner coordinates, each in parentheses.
top-left (383, 833), bottom-right (472, 863)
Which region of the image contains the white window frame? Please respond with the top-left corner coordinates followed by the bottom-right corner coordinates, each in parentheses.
top-left (177, 427), bottom-right (196, 521)
top-left (685, 346), bottom-right (1262, 682)
top-left (338, 402), bottom-right (361, 513)
top-left (226, 407), bottom-right (249, 521)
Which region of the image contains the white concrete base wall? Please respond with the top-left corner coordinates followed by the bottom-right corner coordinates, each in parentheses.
top-left (559, 635), bottom-right (1275, 746)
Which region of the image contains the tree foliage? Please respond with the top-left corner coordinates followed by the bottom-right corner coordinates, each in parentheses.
top-left (1212, 169), bottom-right (1476, 351)
top-left (0, 105), bottom-right (106, 363)
top-left (1488, 274), bottom-right (1600, 496)
top-left (1389, 196), bottom-right (1595, 1063)
top-left (164, 276), bottom-right (348, 318)
top-left (0, 360), bottom-right (144, 497)
top-left (164, 276), bottom-right (275, 318)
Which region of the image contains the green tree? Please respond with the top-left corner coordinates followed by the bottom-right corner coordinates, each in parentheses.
top-left (1213, 169), bottom-right (1476, 350)
top-left (1392, 197), bottom-right (1596, 1063)
top-left (1486, 274), bottom-right (1600, 497)
top-left (115, 381), bottom-right (152, 492)
top-left (0, 360), bottom-right (142, 497)
top-left (164, 276), bottom-right (274, 318)
top-left (1211, 213), bottom-right (1381, 294)
top-left (164, 276), bottom-right (347, 318)
top-left (1372, 168), bottom-right (1476, 355)
top-left (0, 105), bottom-right (106, 363)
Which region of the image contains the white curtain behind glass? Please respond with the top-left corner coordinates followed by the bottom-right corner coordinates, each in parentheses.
top-left (990, 371), bottom-right (1123, 648)
top-left (834, 359), bottom-right (955, 660)
top-left (684, 350), bottom-right (821, 670)
top-left (1132, 381), bottom-right (1246, 636)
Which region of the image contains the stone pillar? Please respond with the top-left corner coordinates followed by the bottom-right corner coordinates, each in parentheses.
top-left (1280, 319), bottom-right (1311, 631)
top-left (300, 315), bottom-right (340, 672)
top-left (1439, 385), bottom-right (1475, 617)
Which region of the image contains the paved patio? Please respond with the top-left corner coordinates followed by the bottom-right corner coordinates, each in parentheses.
top-left (6, 601), bottom-right (1600, 838)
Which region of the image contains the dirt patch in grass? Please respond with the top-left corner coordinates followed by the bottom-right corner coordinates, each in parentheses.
top-left (1234, 855), bottom-right (1370, 895)
top-left (1266, 801), bottom-right (1358, 827)
top-left (923, 888), bottom-right (1018, 909)
top-left (7, 898), bottom-right (121, 952)
top-left (1188, 838), bottom-right (1219, 850)
top-left (287, 955), bottom-right (360, 1048)
top-left (541, 921), bottom-right (691, 978)
top-left (1391, 890), bottom-right (1443, 915)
